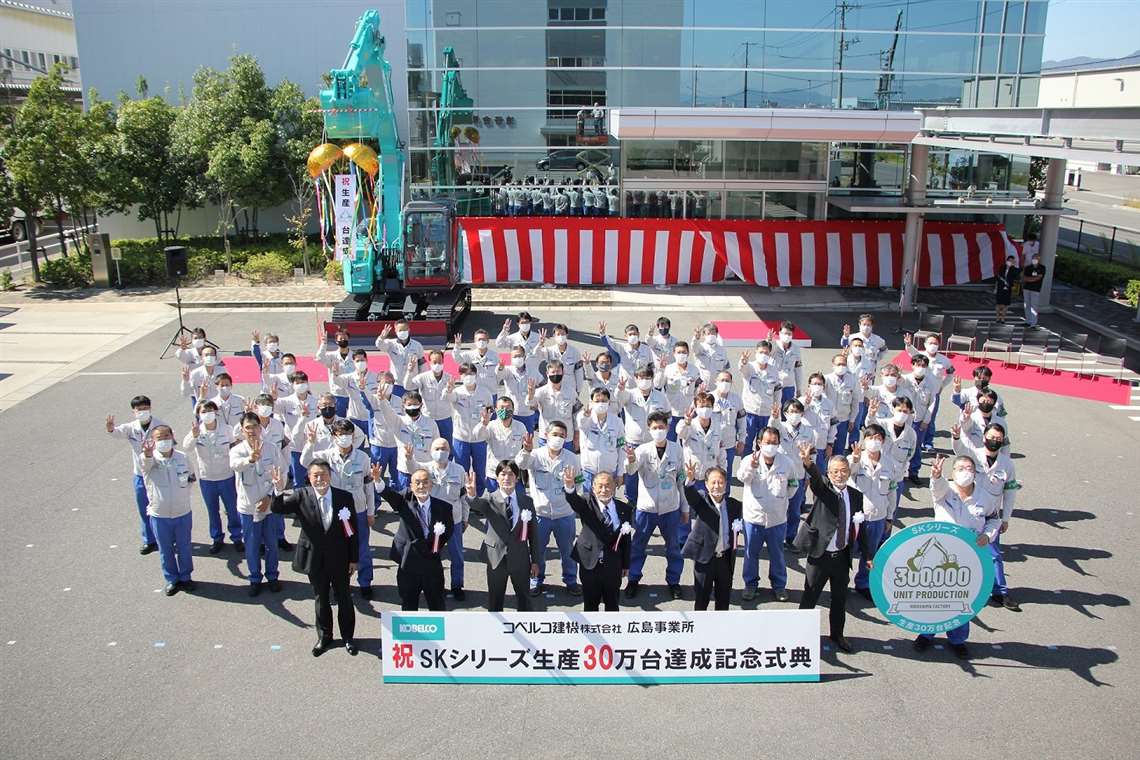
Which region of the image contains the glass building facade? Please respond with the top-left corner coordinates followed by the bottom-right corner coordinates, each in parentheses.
top-left (405, 0), bottom-right (1048, 218)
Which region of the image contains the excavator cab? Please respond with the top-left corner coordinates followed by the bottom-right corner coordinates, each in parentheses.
top-left (401, 200), bottom-right (458, 290)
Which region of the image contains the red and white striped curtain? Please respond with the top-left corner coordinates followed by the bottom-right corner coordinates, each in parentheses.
top-left (459, 218), bottom-right (1019, 288)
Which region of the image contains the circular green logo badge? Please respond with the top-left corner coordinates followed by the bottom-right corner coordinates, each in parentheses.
top-left (870, 520), bottom-right (994, 635)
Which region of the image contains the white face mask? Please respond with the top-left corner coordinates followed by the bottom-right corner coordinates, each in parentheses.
top-left (953, 470), bottom-right (975, 488)
top-left (883, 376), bottom-right (897, 389)
top-left (593, 401), bottom-right (609, 415)
top-left (755, 353), bottom-right (771, 366)
top-left (674, 352), bottom-right (688, 365)
top-left (703, 334), bottom-right (716, 346)
top-left (135, 409), bottom-right (151, 424)
top-left (786, 413), bottom-right (802, 426)
top-left (649, 428), bottom-right (668, 443)
top-left (283, 364), bottom-right (296, 375)
top-left (256, 405), bottom-right (273, 418)
top-left (294, 382), bottom-right (309, 394)
top-left (547, 435), bottom-right (565, 451)
top-left (696, 407), bottom-right (712, 420)
top-left (199, 411), bottom-right (216, 425)
top-left (354, 360), bottom-right (368, 372)
top-left (203, 355), bottom-right (218, 367)
top-left (865, 438), bottom-right (883, 453)
top-left (218, 386), bottom-right (232, 399)
top-left (636, 378), bottom-right (653, 392)
top-left (431, 449), bottom-right (449, 463)
top-left (761, 443), bottom-right (779, 458)
top-left (554, 334), bottom-right (567, 346)
top-left (266, 342), bottom-right (279, 353)
top-left (893, 411), bottom-right (910, 425)
top-left (627, 334), bottom-right (640, 347)
top-left (155, 438), bottom-right (175, 454)
top-left (462, 375), bottom-right (477, 388)
top-left (780, 332), bottom-right (793, 345)
top-left (716, 380), bottom-right (731, 394)
top-left (192, 338), bottom-right (205, 350)
top-left (431, 362), bottom-right (444, 374)
top-left (518, 322), bottom-right (532, 335)
top-left (859, 324), bottom-right (872, 336)
top-left (925, 343), bottom-right (939, 356)
top-left (913, 367), bottom-right (927, 379)
top-left (809, 384), bottom-right (824, 398)
top-left (475, 338), bottom-right (489, 350)
top-left (834, 365), bottom-right (847, 376)
top-left (396, 329), bottom-right (410, 341)
top-left (851, 347), bottom-right (864, 358)
top-left (334, 434), bottom-right (354, 449)
top-left (511, 356), bottom-right (526, 369)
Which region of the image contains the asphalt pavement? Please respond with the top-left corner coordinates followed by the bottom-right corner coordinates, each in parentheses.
top-left (0, 304), bottom-right (1137, 760)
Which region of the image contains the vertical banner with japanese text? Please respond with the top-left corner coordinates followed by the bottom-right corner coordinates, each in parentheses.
top-left (381, 610), bottom-right (820, 684)
top-left (333, 173), bottom-right (357, 262)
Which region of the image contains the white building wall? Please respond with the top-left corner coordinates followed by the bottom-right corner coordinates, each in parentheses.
top-left (0, 4), bottom-right (80, 89)
top-left (1038, 68), bottom-right (1140, 108)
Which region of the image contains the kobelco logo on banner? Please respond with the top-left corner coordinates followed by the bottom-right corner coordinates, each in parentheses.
top-left (870, 521), bottom-right (994, 635)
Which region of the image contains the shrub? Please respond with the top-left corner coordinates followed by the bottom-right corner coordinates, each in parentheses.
top-left (40, 254), bottom-right (92, 289)
top-left (324, 257), bottom-right (342, 284)
top-left (1054, 249), bottom-right (1140, 305)
top-left (105, 234), bottom-right (315, 287)
top-left (239, 252), bottom-right (295, 284)
top-left (0, 271), bottom-right (13, 291)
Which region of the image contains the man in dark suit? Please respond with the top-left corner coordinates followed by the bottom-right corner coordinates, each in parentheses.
top-left (463, 462), bottom-right (541, 611)
top-left (269, 460), bottom-right (361, 657)
top-left (681, 463), bottom-right (743, 610)
top-left (562, 468), bottom-right (631, 611)
top-left (378, 467), bottom-right (454, 611)
top-left (794, 443), bottom-right (874, 654)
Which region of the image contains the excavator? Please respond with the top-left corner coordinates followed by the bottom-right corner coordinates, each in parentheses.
top-left (321, 10), bottom-right (471, 338)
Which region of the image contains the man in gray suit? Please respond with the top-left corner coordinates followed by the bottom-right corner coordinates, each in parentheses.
top-left (562, 468), bottom-right (632, 611)
top-left (681, 463), bottom-right (743, 610)
top-left (462, 461), bottom-right (541, 611)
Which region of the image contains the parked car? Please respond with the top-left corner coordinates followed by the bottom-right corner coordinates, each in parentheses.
top-left (536, 149), bottom-right (613, 172)
top-left (6, 208), bottom-right (42, 241)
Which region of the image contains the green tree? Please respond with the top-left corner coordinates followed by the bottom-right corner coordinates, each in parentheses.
top-left (63, 92), bottom-right (128, 254)
top-left (271, 80), bottom-right (323, 273)
top-left (116, 91), bottom-right (190, 245)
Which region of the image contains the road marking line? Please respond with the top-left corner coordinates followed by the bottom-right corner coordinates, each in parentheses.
top-left (1129, 417), bottom-right (1140, 422)
top-left (25, 544), bottom-right (33, 548)
top-left (6, 641), bottom-right (14, 645)
top-left (62, 587), bottom-right (71, 592)
top-left (154, 641), bottom-right (166, 648)
top-left (107, 642), bottom-right (117, 647)
top-left (270, 644), bottom-right (281, 651)
top-left (1108, 405), bottom-right (1140, 411)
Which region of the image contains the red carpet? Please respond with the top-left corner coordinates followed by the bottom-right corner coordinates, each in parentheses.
top-left (715, 320), bottom-right (812, 348)
top-left (889, 351), bottom-right (1132, 404)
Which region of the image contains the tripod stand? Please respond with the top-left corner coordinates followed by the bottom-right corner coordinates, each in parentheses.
top-left (159, 278), bottom-right (218, 359)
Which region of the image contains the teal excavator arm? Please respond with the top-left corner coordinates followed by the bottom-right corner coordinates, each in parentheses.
top-left (319, 9), bottom-right (405, 295)
top-left (430, 47), bottom-right (474, 190)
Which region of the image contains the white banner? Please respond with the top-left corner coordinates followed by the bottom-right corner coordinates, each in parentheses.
top-left (381, 610), bottom-right (820, 684)
top-left (333, 173), bottom-right (357, 262)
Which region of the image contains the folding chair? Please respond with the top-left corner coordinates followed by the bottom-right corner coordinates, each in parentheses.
top-left (1092, 336), bottom-right (1129, 382)
top-left (1016, 328), bottom-right (1057, 370)
top-left (1057, 332), bottom-right (1092, 376)
top-left (912, 313), bottom-right (948, 347)
top-left (981, 323), bottom-right (1017, 365)
top-left (945, 318), bottom-right (979, 357)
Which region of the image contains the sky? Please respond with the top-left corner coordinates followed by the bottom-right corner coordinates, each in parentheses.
top-left (1043, 0), bottom-right (1140, 62)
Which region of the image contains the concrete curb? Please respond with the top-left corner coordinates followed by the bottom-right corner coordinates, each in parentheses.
top-left (165, 297), bottom-right (896, 312)
top-left (1052, 306), bottom-right (1140, 353)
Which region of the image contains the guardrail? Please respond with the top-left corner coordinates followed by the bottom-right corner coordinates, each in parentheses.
top-left (1058, 217), bottom-right (1140, 267)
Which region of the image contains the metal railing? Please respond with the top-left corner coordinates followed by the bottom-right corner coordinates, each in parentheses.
top-left (1058, 217), bottom-right (1140, 267)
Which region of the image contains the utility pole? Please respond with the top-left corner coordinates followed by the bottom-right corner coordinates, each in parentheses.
top-left (742, 42), bottom-right (762, 108)
top-left (836, 1), bottom-right (861, 109)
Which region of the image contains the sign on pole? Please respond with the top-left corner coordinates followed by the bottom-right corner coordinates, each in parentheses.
top-left (381, 610), bottom-right (820, 685)
top-left (870, 521), bottom-right (995, 635)
top-left (333, 173), bottom-right (357, 262)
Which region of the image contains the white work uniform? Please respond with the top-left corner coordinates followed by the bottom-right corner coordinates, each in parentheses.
top-left (848, 452), bottom-right (902, 521)
top-left (315, 344), bottom-right (355, 398)
top-left (953, 437), bottom-right (1019, 523)
top-left (110, 416), bottom-right (167, 476)
top-left (741, 360), bottom-right (781, 415)
top-left (230, 440), bottom-right (285, 520)
top-left (495, 327), bottom-right (541, 377)
top-left (515, 447), bottom-right (580, 520)
top-left (375, 336), bottom-right (426, 384)
top-left (451, 384), bottom-right (495, 443)
top-left (452, 344), bottom-right (501, 390)
top-left (619, 388), bottom-right (670, 446)
top-left (376, 402), bottom-right (438, 474)
top-left (677, 416), bottom-right (726, 473)
top-left (530, 382), bottom-right (581, 438)
top-left (302, 443), bottom-right (375, 515)
top-left (182, 424), bottom-right (236, 482)
top-left (931, 476), bottom-right (1001, 543)
top-left (625, 441), bottom-right (686, 516)
top-left (576, 409), bottom-right (626, 476)
top-left (141, 450), bottom-right (194, 519)
top-left (471, 418), bottom-right (528, 478)
top-left (404, 369), bottom-right (455, 424)
top-left (737, 453), bottom-right (794, 527)
top-left (603, 334), bottom-right (655, 376)
top-left (692, 338), bottom-right (730, 385)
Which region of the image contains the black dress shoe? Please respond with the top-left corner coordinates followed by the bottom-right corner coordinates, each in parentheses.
top-left (830, 636), bottom-right (854, 654)
top-left (312, 638), bottom-right (330, 657)
top-left (232, 540), bottom-right (244, 553)
top-left (529, 583), bottom-right (543, 597)
top-left (278, 538), bottom-right (294, 551)
top-left (1003, 596), bottom-right (1022, 612)
top-left (163, 583), bottom-right (178, 596)
top-left (989, 595), bottom-right (1005, 608)
top-left (856, 587), bottom-right (873, 600)
top-left (345, 640), bottom-right (358, 656)
top-left (180, 580), bottom-right (196, 592)
top-left (565, 584), bottom-right (582, 597)
top-left (913, 635), bottom-right (931, 652)
top-left (907, 474), bottom-right (922, 486)
top-left (952, 643), bottom-right (970, 660)
top-left (783, 542), bottom-right (801, 554)
top-left (624, 580), bottom-right (640, 599)
top-left (208, 542), bottom-right (223, 555)
top-left (360, 586), bottom-right (373, 599)
top-left (669, 584), bottom-right (683, 600)
top-left (248, 582), bottom-right (262, 597)
top-left (451, 587), bottom-right (466, 601)
top-left (773, 588), bottom-right (790, 603)
top-left (139, 543), bottom-right (158, 556)
top-left (268, 579), bottom-right (282, 593)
